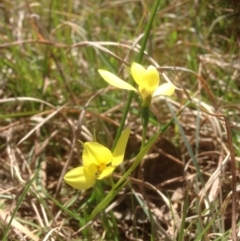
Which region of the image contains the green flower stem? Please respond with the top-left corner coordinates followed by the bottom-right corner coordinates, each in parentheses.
top-left (137, 0), bottom-right (161, 62)
top-left (141, 106), bottom-right (149, 149)
top-left (141, 127), bottom-right (147, 149)
top-left (112, 91), bottom-right (133, 150)
top-left (112, 0), bottom-right (161, 150)
top-left (109, 176), bottom-right (115, 189)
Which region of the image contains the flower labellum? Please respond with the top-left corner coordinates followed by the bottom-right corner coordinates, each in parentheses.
top-left (64, 127), bottom-right (130, 190)
top-left (98, 62), bottom-right (175, 106)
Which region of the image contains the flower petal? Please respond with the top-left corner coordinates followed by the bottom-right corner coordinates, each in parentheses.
top-left (85, 162), bottom-right (98, 177)
top-left (98, 166), bottom-right (115, 179)
top-left (83, 142), bottom-right (112, 166)
top-left (143, 66), bottom-right (159, 92)
top-left (64, 167), bottom-right (96, 190)
top-left (131, 62), bottom-right (146, 86)
top-left (153, 83), bottom-right (175, 97)
top-left (98, 69), bottom-right (137, 92)
top-left (112, 127), bottom-right (130, 166)
top-left (162, 72), bottom-right (180, 89)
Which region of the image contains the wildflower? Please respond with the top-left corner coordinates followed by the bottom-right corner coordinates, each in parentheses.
top-left (64, 128), bottom-right (130, 190)
top-left (98, 62), bottom-right (175, 106)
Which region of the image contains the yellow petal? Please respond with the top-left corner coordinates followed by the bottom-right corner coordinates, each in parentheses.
top-left (112, 127), bottom-right (130, 166)
top-left (143, 66), bottom-right (159, 92)
top-left (153, 83), bottom-right (175, 97)
top-left (98, 166), bottom-right (115, 179)
top-left (130, 62), bottom-right (146, 86)
top-left (85, 162), bottom-right (98, 177)
top-left (83, 142), bottom-right (112, 166)
top-left (98, 69), bottom-right (137, 92)
top-left (64, 167), bottom-right (96, 190)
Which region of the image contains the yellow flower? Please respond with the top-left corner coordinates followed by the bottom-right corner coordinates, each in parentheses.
top-left (64, 128), bottom-right (130, 190)
top-left (98, 62), bottom-right (175, 106)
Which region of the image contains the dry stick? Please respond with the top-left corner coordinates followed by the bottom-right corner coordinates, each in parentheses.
top-left (25, 0), bottom-right (47, 41)
top-left (76, 87), bottom-right (109, 146)
top-left (55, 88), bottom-right (108, 196)
top-left (224, 116), bottom-right (237, 241)
top-left (118, 33), bottom-right (144, 74)
top-left (0, 39), bottom-right (69, 49)
top-left (54, 117), bottom-right (76, 199)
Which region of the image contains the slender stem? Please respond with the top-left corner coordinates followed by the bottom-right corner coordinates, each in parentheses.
top-left (109, 176), bottom-right (115, 189)
top-left (137, 0), bottom-right (161, 63)
top-left (141, 127), bottom-right (147, 150)
top-left (138, 0), bottom-right (161, 148)
top-left (112, 0), bottom-right (161, 150)
top-left (141, 106), bottom-right (149, 149)
top-left (112, 91), bottom-right (133, 150)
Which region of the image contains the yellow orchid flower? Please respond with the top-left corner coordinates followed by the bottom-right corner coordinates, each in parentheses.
top-left (64, 127), bottom-right (130, 190)
top-left (98, 62), bottom-right (175, 106)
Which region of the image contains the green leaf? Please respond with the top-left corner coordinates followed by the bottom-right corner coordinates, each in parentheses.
top-left (89, 128), bottom-right (161, 221)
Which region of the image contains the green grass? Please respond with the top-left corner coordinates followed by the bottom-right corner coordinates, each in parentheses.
top-left (1, 0), bottom-right (240, 240)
